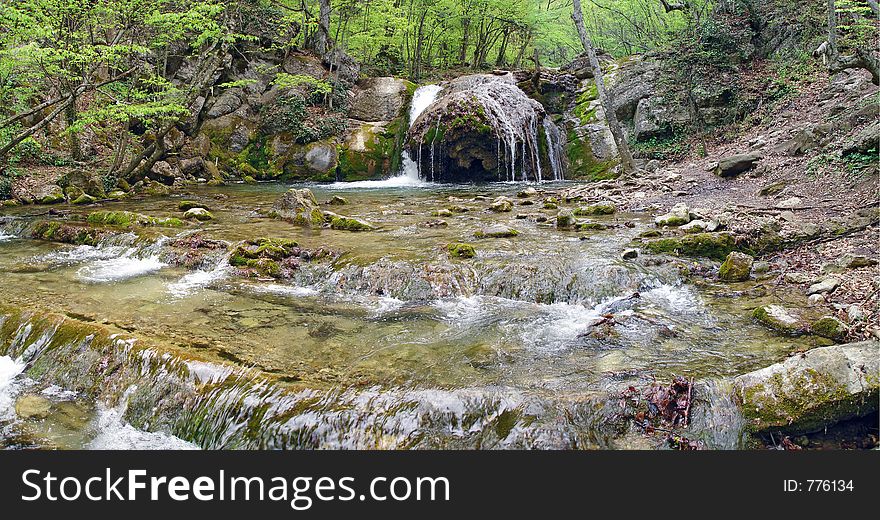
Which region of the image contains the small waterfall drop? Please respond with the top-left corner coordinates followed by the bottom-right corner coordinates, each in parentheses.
top-left (400, 84), bottom-right (443, 182)
top-left (543, 117), bottom-right (564, 181)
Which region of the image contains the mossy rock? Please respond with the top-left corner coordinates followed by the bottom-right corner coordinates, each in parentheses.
top-left (447, 242), bottom-right (476, 259)
top-left (329, 215), bottom-right (374, 232)
top-left (433, 208), bottom-right (454, 217)
top-left (811, 316), bottom-right (848, 342)
top-left (32, 221), bottom-right (107, 246)
top-left (718, 251), bottom-right (754, 282)
top-left (644, 232), bottom-right (736, 260)
top-left (734, 342), bottom-right (879, 434)
top-left (86, 211), bottom-right (185, 228)
top-left (71, 193), bottom-right (97, 205)
top-left (178, 201), bottom-right (210, 212)
top-left (327, 196), bottom-right (349, 206)
top-left (475, 225), bottom-right (518, 238)
top-left (183, 208), bottom-right (214, 221)
top-left (576, 221), bottom-right (608, 231)
top-left (752, 305), bottom-right (809, 336)
top-left (573, 203), bottom-right (616, 216)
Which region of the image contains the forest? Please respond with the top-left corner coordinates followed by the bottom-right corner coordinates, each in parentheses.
top-left (0, 1), bottom-right (877, 452)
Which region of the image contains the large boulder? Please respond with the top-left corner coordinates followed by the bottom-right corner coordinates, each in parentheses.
top-left (713, 152), bottom-right (762, 177)
top-left (270, 188), bottom-right (325, 226)
top-left (734, 341), bottom-right (879, 434)
top-left (349, 77), bottom-right (411, 122)
top-left (405, 74), bottom-right (557, 182)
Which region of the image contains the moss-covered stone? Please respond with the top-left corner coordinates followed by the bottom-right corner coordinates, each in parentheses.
top-left (489, 197), bottom-right (513, 212)
top-left (811, 316), bottom-right (848, 342)
top-left (654, 203), bottom-right (691, 227)
top-left (719, 251), bottom-right (754, 282)
top-left (178, 201), bottom-right (210, 212)
top-left (556, 209), bottom-right (576, 230)
top-left (573, 203), bottom-right (616, 216)
top-left (644, 232), bottom-right (736, 260)
top-left (752, 305), bottom-right (808, 335)
top-left (576, 221), bottom-right (608, 231)
top-left (475, 225), bottom-right (518, 238)
top-left (735, 342), bottom-right (879, 434)
top-left (32, 221), bottom-right (107, 246)
top-left (71, 193), bottom-right (97, 205)
top-left (447, 242), bottom-right (476, 259)
top-left (228, 237), bottom-right (328, 279)
top-left (329, 215), bottom-right (374, 231)
top-left (184, 208), bottom-right (214, 221)
top-left (86, 211), bottom-right (185, 228)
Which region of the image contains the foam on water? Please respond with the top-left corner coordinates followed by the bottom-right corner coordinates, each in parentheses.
top-left (167, 262), bottom-right (230, 298)
top-left (247, 283), bottom-right (319, 298)
top-left (77, 255), bottom-right (167, 283)
top-left (0, 231), bottom-right (12, 242)
top-left (0, 355), bottom-right (25, 420)
top-left (86, 404), bottom-right (199, 450)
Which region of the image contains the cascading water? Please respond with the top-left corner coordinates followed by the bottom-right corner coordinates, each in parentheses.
top-left (406, 74), bottom-right (566, 183)
top-left (400, 84), bottom-right (443, 182)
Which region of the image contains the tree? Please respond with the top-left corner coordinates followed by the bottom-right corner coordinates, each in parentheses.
top-left (571, 0), bottom-right (636, 175)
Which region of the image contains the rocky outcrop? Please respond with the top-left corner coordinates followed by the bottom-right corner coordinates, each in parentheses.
top-left (405, 74), bottom-right (564, 182)
top-left (270, 188), bottom-right (325, 226)
top-left (734, 341), bottom-right (879, 434)
top-left (713, 152), bottom-right (762, 177)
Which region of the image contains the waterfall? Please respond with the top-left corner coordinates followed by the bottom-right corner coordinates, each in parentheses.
top-left (400, 84), bottom-right (443, 182)
top-left (543, 117), bottom-right (564, 181)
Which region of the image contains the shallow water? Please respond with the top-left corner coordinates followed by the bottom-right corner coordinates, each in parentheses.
top-left (0, 182), bottom-right (816, 449)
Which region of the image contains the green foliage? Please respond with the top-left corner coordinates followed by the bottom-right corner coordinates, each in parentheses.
top-left (632, 134), bottom-right (689, 161)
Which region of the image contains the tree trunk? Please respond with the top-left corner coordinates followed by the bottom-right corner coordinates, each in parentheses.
top-left (571, 0), bottom-right (635, 175)
top-left (827, 0), bottom-right (838, 59)
top-left (64, 94), bottom-right (82, 162)
top-left (459, 19), bottom-right (470, 64)
top-left (314, 0), bottom-right (332, 57)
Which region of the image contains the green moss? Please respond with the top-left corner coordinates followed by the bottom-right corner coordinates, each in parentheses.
top-left (811, 316), bottom-right (848, 341)
top-left (573, 203), bottom-right (616, 216)
top-left (330, 215), bottom-right (374, 232)
top-left (576, 222), bottom-right (608, 231)
top-left (447, 242), bottom-right (476, 259)
top-left (565, 128), bottom-right (619, 181)
top-left (573, 82), bottom-right (599, 125)
top-left (32, 221), bottom-right (105, 246)
top-left (71, 193), bottom-right (97, 205)
top-left (740, 368), bottom-right (877, 434)
top-left (644, 232), bottom-right (736, 260)
top-left (87, 211), bottom-right (185, 228)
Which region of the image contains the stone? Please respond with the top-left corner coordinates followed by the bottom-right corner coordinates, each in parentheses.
top-left (679, 219), bottom-right (709, 233)
top-left (475, 225), bottom-right (519, 239)
top-left (270, 188), bottom-right (325, 226)
top-left (776, 197), bottom-right (802, 209)
top-left (433, 209), bottom-right (454, 217)
top-left (734, 341), bottom-right (879, 434)
top-left (15, 395), bottom-right (52, 419)
top-left (644, 232), bottom-right (736, 261)
top-left (807, 293), bottom-right (826, 306)
top-left (37, 185), bottom-right (65, 205)
top-left (654, 203), bottom-right (691, 227)
top-left (71, 193), bottom-right (97, 205)
top-left (713, 152), bottom-right (762, 177)
top-left (328, 214), bottom-right (374, 232)
top-left (489, 196), bottom-right (514, 212)
top-left (847, 305), bottom-right (865, 323)
top-left (842, 122), bottom-right (879, 156)
top-left (784, 272), bottom-right (812, 284)
top-left (349, 77), bottom-right (410, 122)
top-left (327, 196), bottom-right (349, 206)
top-left (447, 243), bottom-right (476, 259)
top-left (178, 201), bottom-right (210, 212)
top-left (718, 251), bottom-right (754, 282)
top-left (807, 278), bottom-right (840, 296)
top-left (622, 249), bottom-right (639, 260)
top-left (184, 208), bottom-right (214, 221)
top-left (556, 209), bottom-right (576, 230)
top-left (517, 187), bottom-right (538, 198)
top-left (752, 305), bottom-right (808, 335)
top-left (838, 254), bottom-right (878, 269)
top-left (752, 261), bottom-right (770, 275)
top-left (573, 202), bottom-right (616, 216)
top-left (811, 316), bottom-right (849, 341)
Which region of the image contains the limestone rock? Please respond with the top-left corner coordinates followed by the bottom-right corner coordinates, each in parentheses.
top-left (752, 305), bottom-right (808, 335)
top-left (807, 278), bottom-right (840, 296)
top-left (271, 188), bottom-right (325, 226)
top-left (734, 341), bottom-right (879, 434)
top-left (719, 251), bottom-right (754, 282)
top-left (654, 203), bottom-right (691, 227)
top-left (475, 225), bottom-right (519, 239)
top-left (713, 152), bottom-right (762, 177)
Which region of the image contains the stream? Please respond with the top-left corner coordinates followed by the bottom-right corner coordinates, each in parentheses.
top-left (0, 181), bottom-right (816, 449)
